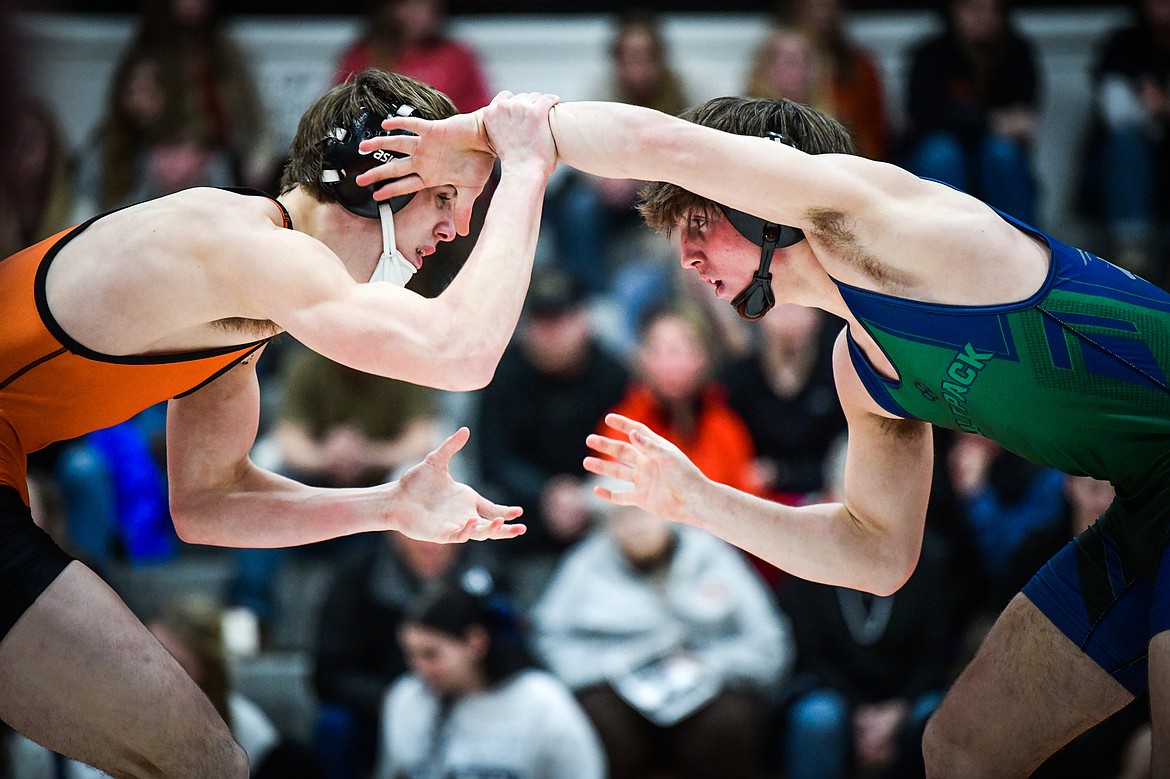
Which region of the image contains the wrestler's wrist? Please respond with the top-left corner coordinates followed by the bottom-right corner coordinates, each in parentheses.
top-left (472, 109), bottom-right (496, 156)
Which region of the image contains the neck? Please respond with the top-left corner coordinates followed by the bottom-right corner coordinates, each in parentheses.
top-left (278, 187), bottom-right (379, 283)
top-left (774, 243), bottom-right (851, 318)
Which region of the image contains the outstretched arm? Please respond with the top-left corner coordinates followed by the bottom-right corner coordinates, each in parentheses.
top-left (166, 353), bottom-right (524, 548)
top-left (363, 99), bottom-right (887, 233)
top-left (583, 332), bottom-right (932, 595)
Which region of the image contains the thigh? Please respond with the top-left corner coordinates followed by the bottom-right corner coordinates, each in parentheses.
top-left (1143, 547), bottom-right (1170, 774)
top-left (0, 561), bottom-right (246, 778)
top-left (925, 593), bottom-right (1133, 778)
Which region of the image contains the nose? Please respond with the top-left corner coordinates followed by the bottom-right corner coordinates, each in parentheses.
top-left (678, 233), bottom-right (701, 269)
top-left (435, 216), bottom-right (456, 243)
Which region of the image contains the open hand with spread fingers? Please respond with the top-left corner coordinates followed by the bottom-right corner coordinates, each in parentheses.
top-left (356, 90), bottom-right (561, 203)
top-left (583, 413), bottom-right (708, 525)
top-left (396, 427), bottom-right (526, 543)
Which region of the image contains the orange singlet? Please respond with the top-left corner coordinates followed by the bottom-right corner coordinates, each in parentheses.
top-left (0, 195), bottom-right (289, 504)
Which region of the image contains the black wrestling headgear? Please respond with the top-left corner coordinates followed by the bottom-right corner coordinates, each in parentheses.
top-left (720, 131), bottom-right (806, 321)
top-left (321, 104), bottom-right (418, 218)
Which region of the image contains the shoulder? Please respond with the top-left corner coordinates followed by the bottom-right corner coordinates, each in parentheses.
top-left (508, 669), bottom-right (566, 696)
top-left (167, 187), bottom-right (282, 226)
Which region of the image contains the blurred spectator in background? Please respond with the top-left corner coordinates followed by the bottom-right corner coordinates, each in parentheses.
top-left (474, 267), bottom-right (628, 581)
top-left (533, 502), bottom-right (791, 779)
top-left (948, 432), bottom-right (1066, 586)
top-left (314, 534), bottom-right (503, 779)
top-left (0, 98), bottom-right (73, 258)
top-left (7, 595), bottom-right (322, 778)
top-left (746, 26), bottom-right (831, 114)
top-left (375, 583), bottom-right (604, 779)
top-left (777, 435), bottom-right (960, 779)
top-left (335, 0), bottom-right (491, 113)
top-left (269, 346), bottom-right (440, 490)
top-left (777, 0), bottom-right (888, 159)
top-left (722, 303), bottom-right (845, 506)
top-left (73, 40), bottom-right (235, 218)
top-left (231, 344), bottom-right (442, 633)
top-left (904, 0), bottom-right (1041, 224)
top-left (55, 403), bottom-right (176, 573)
top-left (138, 0), bottom-right (276, 190)
top-left (994, 474), bottom-right (1113, 611)
top-left (598, 302), bottom-right (762, 497)
top-left (1081, 0), bottom-right (1170, 279)
top-left (546, 9), bottom-right (687, 298)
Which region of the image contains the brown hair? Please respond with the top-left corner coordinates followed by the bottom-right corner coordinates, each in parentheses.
top-left (637, 95), bottom-right (854, 233)
top-left (279, 68), bottom-right (458, 201)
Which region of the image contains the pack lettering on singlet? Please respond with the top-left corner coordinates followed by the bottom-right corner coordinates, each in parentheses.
top-left (941, 343), bottom-right (994, 434)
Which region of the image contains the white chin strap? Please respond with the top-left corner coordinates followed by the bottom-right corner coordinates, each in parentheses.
top-left (369, 202), bottom-right (418, 287)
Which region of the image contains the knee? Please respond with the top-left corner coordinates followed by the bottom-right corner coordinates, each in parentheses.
top-left (922, 708), bottom-right (975, 777)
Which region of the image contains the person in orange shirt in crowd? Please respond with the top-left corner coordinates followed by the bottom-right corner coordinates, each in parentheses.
top-left (597, 303), bottom-right (761, 497)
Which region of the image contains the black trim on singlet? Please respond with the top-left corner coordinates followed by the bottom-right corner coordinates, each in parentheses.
top-left (32, 188), bottom-right (293, 365)
top-left (0, 348), bottom-right (67, 393)
top-left (223, 186), bottom-right (294, 230)
top-left (174, 342), bottom-right (268, 398)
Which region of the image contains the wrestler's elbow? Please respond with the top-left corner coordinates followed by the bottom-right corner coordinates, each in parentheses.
top-left (169, 500), bottom-right (208, 544)
top-left (420, 350), bottom-right (497, 392)
top-left (848, 508), bottom-right (922, 597)
top-left (447, 349), bottom-right (499, 391)
top-left (866, 534), bottom-right (922, 596)
top-left (425, 326), bottom-right (503, 391)
top-left (168, 485), bottom-right (224, 545)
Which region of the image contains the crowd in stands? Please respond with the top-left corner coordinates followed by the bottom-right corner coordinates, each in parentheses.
top-left (6, 0), bottom-right (1169, 776)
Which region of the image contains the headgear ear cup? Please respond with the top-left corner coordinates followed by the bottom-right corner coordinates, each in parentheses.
top-left (719, 131), bottom-right (806, 320)
top-left (321, 104), bottom-right (418, 219)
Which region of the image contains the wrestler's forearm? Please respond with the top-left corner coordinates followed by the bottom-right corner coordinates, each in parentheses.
top-left (425, 161), bottom-right (550, 386)
top-left (170, 463), bottom-right (393, 548)
top-left (681, 478), bottom-right (922, 596)
top-left (548, 101), bottom-right (698, 183)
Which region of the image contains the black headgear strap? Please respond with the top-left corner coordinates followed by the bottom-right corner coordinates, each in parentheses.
top-left (721, 131), bottom-right (806, 320)
top-left (321, 104), bottom-right (418, 219)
